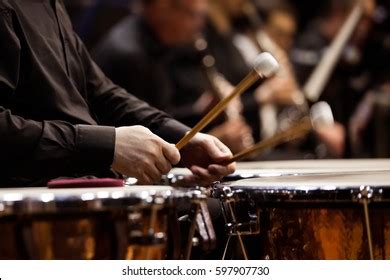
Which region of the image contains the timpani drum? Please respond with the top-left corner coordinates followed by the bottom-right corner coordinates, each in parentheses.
top-left (227, 159), bottom-right (390, 181)
top-left (167, 159), bottom-right (390, 184)
top-left (213, 171), bottom-right (390, 260)
top-left (0, 186), bottom-right (205, 260)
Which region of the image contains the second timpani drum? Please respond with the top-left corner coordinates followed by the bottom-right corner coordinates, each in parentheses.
top-left (213, 171), bottom-right (390, 260)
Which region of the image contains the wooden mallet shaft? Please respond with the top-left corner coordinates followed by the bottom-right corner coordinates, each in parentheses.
top-left (227, 101), bottom-right (334, 163)
top-left (176, 70), bottom-right (260, 150)
top-left (226, 117), bottom-right (312, 163)
top-left (176, 52), bottom-right (280, 150)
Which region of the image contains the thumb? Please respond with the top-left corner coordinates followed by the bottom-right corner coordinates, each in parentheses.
top-left (200, 136), bottom-right (232, 162)
top-left (162, 142), bottom-right (181, 165)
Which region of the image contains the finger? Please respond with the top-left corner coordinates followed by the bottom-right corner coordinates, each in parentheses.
top-left (199, 137), bottom-right (231, 163)
top-left (137, 173), bottom-right (154, 185)
top-left (208, 163), bottom-right (236, 177)
top-left (242, 133), bottom-right (254, 147)
top-left (212, 137), bottom-right (233, 160)
top-left (155, 157), bottom-right (172, 174)
top-left (239, 126), bottom-right (252, 136)
top-left (162, 143), bottom-right (181, 165)
top-left (145, 164), bottom-right (163, 184)
top-left (180, 174), bottom-right (203, 187)
top-left (190, 166), bottom-right (220, 184)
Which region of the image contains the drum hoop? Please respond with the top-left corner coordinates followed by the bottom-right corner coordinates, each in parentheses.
top-left (212, 183), bottom-right (390, 203)
top-left (0, 187), bottom-right (204, 216)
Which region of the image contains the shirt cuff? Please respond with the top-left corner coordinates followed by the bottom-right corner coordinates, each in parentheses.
top-left (76, 125), bottom-right (116, 170)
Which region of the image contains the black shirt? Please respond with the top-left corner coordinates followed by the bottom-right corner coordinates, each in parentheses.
top-left (93, 16), bottom-right (202, 123)
top-left (93, 17), bottom-right (260, 137)
top-left (0, 0), bottom-right (189, 187)
top-left (93, 17), bottom-right (173, 112)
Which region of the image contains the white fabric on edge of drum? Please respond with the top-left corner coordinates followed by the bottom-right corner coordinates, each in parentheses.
top-left (169, 159), bottom-right (390, 178)
top-left (229, 171), bottom-right (390, 189)
top-left (235, 159), bottom-right (390, 171)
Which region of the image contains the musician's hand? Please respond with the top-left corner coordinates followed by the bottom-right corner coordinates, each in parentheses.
top-left (112, 126), bottom-right (180, 185)
top-left (349, 91), bottom-right (375, 152)
top-left (255, 75), bottom-right (301, 106)
top-left (193, 91), bottom-right (219, 115)
top-left (315, 122), bottom-right (346, 158)
top-left (180, 133), bottom-right (236, 186)
top-left (255, 49), bottom-right (304, 106)
top-left (208, 119), bottom-right (254, 154)
top-left (353, 0), bottom-right (376, 45)
top-left (362, 0), bottom-right (376, 18)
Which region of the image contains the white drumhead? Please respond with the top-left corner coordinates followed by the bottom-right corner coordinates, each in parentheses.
top-left (170, 160), bottom-right (390, 178)
top-left (229, 171), bottom-right (390, 190)
top-left (236, 159), bottom-right (390, 171)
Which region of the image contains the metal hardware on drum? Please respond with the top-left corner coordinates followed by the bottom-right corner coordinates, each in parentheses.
top-left (146, 204), bottom-right (162, 259)
top-left (225, 202), bottom-right (248, 260)
top-left (196, 201), bottom-right (217, 252)
top-left (168, 187), bottom-right (215, 260)
top-left (184, 203), bottom-right (201, 260)
top-left (358, 186), bottom-right (374, 260)
top-left (214, 186), bottom-right (259, 260)
top-left (127, 176), bottom-right (216, 259)
top-left (352, 183), bottom-right (380, 260)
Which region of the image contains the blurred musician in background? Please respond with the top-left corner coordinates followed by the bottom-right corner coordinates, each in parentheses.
top-left (291, 0), bottom-right (378, 157)
top-left (261, 4), bottom-right (297, 52)
top-left (201, 0), bottom-right (301, 148)
top-left (0, 0), bottom-right (235, 187)
top-left (348, 0), bottom-right (390, 157)
top-left (77, 0), bottom-right (388, 159)
top-left (228, 0), bottom-right (304, 134)
top-left (206, 0), bottom-right (346, 158)
top-left (93, 0), bottom-right (254, 154)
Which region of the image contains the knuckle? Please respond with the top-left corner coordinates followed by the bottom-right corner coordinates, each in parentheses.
top-left (145, 145), bottom-right (162, 159)
top-left (139, 126), bottom-right (152, 134)
top-left (200, 137), bottom-right (210, 146)
top-left (140, 177), bottom-right (150, 185)
top-left (228, 164), bottom-right (235, 174)
top-left (134, 166), bottom-right (144, 177)
top-left (171, 151), bottom-right (181, 164)
top-left (163, 161), bottom-right (173, 173)
top-left (163, 165), bottom-right (172, 174)
top-left (153, 172), bottom-right (163, 182)
top-left (140, 158), bottom-right (152, 169)
top-left (137, 175), bottom-right (146, 185)
top-left (143, 173), bottom-right (153, 184)
top-left (150, 137), bottom-right (162, 147)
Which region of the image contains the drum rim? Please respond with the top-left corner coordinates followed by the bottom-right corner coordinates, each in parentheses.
top-left (0, 186), bottom-right (204, 216)
top-left (212, 183), bottom-right (390, 203)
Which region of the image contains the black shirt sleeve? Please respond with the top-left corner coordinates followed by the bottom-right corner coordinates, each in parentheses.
top-left (74, 32), bottom-right (190, 144)
top-left (0, 10), bottom-right (116, 180)
top-left (1, 7), bottom-right (189, 186)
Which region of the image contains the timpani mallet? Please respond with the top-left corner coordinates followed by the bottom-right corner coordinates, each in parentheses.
top-left (175, 52), bottom-right (280, 150)
top-left (226, 102), bottom-right (335, 163)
